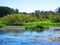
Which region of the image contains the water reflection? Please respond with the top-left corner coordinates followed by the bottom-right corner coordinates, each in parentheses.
top-left (0, 27), bottom-right (60, 45)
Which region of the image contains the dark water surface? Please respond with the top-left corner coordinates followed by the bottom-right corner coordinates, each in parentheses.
top-left (0, 27), bottom-right (60, 45)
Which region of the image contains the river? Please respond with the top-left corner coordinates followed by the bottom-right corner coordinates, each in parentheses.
top-left (0, 27), bottom-right (60, 45)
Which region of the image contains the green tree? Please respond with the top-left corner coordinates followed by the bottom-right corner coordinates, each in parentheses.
top-left (56, 7), bottom-right (60, 13)
top-left (15, 9), bottom-right (19, 13)
top-left (35, 10), bottom-right (40, 19)
top-left (0, 6), bottom-right (16, 17)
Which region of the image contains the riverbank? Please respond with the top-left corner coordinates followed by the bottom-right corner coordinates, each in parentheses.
top-left (42, 37), bottom-right (60, 42)
top-left (0, 26), bottom-right (25, 32)
top-left (0, 22), bottom-right (60, 31)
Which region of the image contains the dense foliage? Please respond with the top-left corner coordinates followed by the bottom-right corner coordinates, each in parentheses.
top-left (0, 6), bottom-right (60, 26)
top-left (0, 6), bottom-right (19, 17)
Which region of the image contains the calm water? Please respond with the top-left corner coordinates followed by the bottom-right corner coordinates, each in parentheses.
top-left (0, 27), bottom-right (60, 45)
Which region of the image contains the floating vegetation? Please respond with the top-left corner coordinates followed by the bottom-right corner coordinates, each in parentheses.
top-left (57, 31), bottom-right (60, 34)
top-left (46, 37), bottom-right (60, 42)
top-left (48, 34), bottom-right (53, 36)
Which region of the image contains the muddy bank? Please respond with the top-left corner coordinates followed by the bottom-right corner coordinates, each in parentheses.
top-left (0, 26), bottom-right (25, 30)
top-left (42, 37), bottom-right (60, 42)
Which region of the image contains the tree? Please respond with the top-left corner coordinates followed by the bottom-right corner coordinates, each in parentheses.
top-left (15, 9), bottom-right (19, 13)
top-left (22, 12), bottom-right (27, 15)
top-left (0, 6), bottom-right (15, 17)
top-left (35, 10), bottom-right (40, 19)
top-left (31, 13), bottom-right (34, 16)
top-left (56, 7), bottom-right (60, 13)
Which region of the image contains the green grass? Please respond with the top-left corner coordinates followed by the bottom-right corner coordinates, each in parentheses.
top-left (0, 20), bottom-right (60, 29)
top-left (0, 20), bottom-right (60, 32)
top-left (24, 21), bottom-right (60, 30)
top-left (0, 21), bottom-right (5, 26)
top-left (24, 21), bottom-right (51, 25)
top-left (24, 21), bottom-right (60, 26)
